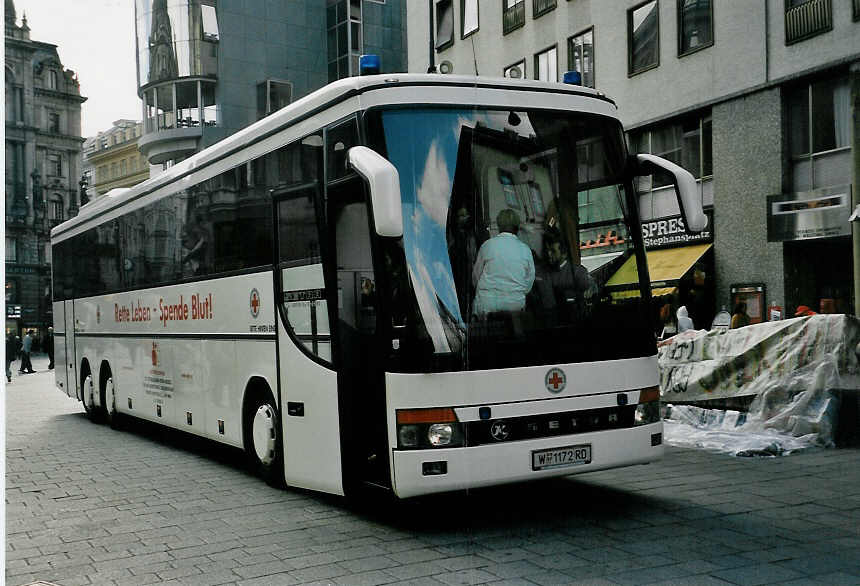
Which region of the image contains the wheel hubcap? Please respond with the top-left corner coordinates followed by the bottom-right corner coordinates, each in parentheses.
top-left (252, 404), bottom-right (277, 465)
top-left (84, 375), bottom-right (95, 409)
top-left (106, 378), bottom-right (115, 415)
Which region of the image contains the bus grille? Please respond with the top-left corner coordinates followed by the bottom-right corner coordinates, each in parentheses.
top-left (465, 405), bottom-right (636, 446)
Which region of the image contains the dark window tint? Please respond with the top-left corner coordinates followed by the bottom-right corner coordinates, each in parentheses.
top-left (435, 0), bottom-right (454, 50)
top-left (629, 0), bottom-right (659, 74)
top-left (678, 0), bottom-right (712, 55)
top-left (326, 119), bottom-right (359, 181)
top-left (278, 191), bottom-right (321, 264)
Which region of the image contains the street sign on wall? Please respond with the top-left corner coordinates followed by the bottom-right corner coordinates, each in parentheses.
top-left (767, 187), bottom-right (851, 242)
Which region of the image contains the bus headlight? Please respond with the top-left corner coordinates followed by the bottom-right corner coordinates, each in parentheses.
top-left (634, 386), bottom-right (661, 425)
top-left (428, 423), bottom-right (453, 446)
top-left (398, 425), bottom-right (420, 447)
top-left (396, 408), bottom-right (465, 449)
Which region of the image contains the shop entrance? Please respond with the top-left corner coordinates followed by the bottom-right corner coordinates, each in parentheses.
top-left (784, 237), bottom-right (853, 316)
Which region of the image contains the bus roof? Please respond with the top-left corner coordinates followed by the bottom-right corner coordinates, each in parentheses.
top-left (53, 74), bottom-right (616, 241)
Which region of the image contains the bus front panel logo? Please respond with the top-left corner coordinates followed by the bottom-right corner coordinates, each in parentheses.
top-left (489, 420), bottom-right (511, 442)
top-left (250, 289), bottom-right (260, 318)
top-left (545, 368), bottom-right (566, 393)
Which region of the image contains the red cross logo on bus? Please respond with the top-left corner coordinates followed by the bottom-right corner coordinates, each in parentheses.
top-left (250, 288), bottom-right (260, 319)
top-left (545, 368), bottom-right (566, 393)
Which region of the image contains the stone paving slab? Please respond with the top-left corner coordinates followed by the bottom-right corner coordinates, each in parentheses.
top-left (4, 356), bottom-right (860, 585)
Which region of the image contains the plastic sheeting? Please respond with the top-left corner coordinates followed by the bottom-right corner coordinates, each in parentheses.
top-left (658, 314), bottom-right (860, 456)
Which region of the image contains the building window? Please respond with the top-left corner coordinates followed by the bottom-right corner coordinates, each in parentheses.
top-left (534, 45), bottom-right (557, 82)
top-left (111, 162), bottom-right (118, 178)
top-left (630, 111), bottom-right (712, 189)
top-left (785, 0), bottom-right (832, 45)
top-left (503, 0), bottom-right (525, 35)
top-left (567, 28), bottom-right (595, 88)
top-left (48, 70), bottom-right (58, 90)
top-left (5, 238), bottom-right (17, 262)
top-left (504, 59), bottom-right (526, 79)
top-left (121, 159), bottom-right (127, 176)
top-left (6, 280), bottom-right (18, 303)
top-left (533, 0), bottom-right (556, 19)
top-left (201, 3), bottom-right (219, 41)
top-left (787, 75), bottom-right (850, 191)
top-left (678, 0), bottom-right (713, 56)
top-left (628, 0), bottom-right (659, 75)
top-left (436, 0), bottom-right (454, 50)
top-left (257, 80), bottom-right (293, 119)
top-left (48, 111), bottom-right (60, 133)
top-left (50, 196), bottom-right (64, 221)
top-left (327, 0), bottom-right (363, 81)
top-left (461, 0), bottom-right (479, 38)
top-left (48, 153), bottom-right (62, 176)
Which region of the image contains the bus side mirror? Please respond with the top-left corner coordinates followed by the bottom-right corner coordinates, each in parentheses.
top-left (347, 146), bottom-right (403, 238)
top-left (633, 154), bottom-right (708, 233)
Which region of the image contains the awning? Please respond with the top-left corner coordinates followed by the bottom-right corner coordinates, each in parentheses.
top-left (606, 243), bottom-right (713, 291)
top-left (581, 251), bottom-right (623, 273)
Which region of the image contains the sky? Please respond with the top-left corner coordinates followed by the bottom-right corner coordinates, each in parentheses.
top-left (13, 0), bottom-right (141, 137)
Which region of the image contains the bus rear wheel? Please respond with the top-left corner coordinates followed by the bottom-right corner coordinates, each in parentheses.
top-left (102, 375), bottom-right (121, 429)
top-left (245, 393), bottom-right (284, 487)
top-left (82, 369), bottom-right (100, 423)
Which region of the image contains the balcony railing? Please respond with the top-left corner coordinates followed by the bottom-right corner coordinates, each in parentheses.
top-left (533, 0), bottom-right (556, 18)
top-left (503, 1), bottom-right (526, 34)
top-left (785, 0), bottom-right (832, 45)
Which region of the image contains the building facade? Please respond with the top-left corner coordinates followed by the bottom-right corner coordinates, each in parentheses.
top-left (5, 1), bottom-right (86, 338)
top-left (408, 0), bottom-right (860, 325)
top-left (134, 0), bottom-right (407, 167)
top-left (83, 120), bottom-right (150, 198)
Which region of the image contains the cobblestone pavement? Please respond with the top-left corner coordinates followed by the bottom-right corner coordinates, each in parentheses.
top-left (5, 356), bottom-right (860, 586)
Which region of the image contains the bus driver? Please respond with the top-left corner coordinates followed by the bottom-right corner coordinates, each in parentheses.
top-left (471, 209), bottom-right (535, 317)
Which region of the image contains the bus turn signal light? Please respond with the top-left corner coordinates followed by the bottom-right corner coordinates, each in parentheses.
top-left (396, 407), bottom-right (458, 424)
top-left (638, 386), bottom-right (660, 403)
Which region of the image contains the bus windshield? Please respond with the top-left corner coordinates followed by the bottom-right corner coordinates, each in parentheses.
top-left (375, 107), bottom-right (654, 372)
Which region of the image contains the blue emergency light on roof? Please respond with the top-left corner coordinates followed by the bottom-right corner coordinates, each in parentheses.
top-left (359, 54), bottom-right (381, 76)
top-left (563, 71), bottom-right (582, 85)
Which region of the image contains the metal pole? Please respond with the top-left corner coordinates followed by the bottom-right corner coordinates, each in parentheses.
top-left (851, 62), bottom-right (860, 315)
top-left (428, 0), bottom-right (436, 73)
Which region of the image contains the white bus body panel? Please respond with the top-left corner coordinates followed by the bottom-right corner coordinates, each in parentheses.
top-left (52, 300), bottom-right (71, 396)
top-left (277, 263), bottom-right (343, 495)
top-left (69, 272), bottom-right (276, 446)
top-left (386, 357), bottom-right (662, 498)
top-left (277, 319), bottom-right (343, 495)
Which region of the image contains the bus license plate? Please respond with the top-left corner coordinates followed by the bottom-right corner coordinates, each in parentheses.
top-left (532, 444), bottom-right (592, 471)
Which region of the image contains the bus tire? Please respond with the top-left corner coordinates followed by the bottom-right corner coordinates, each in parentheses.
top-left (81, 364), bottom-right (99, 423)
top-left (100, 366), bottom-right (121, 430)
top-left (244, 389), bottom-right (284, 487)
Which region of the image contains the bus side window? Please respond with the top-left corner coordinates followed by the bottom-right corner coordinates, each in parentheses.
top-left (277, 190), bottom-right (329, 362)
top-left (326, 118), bottom-right (358, 181)
top-left (330, 190), bottom-right (376, 337)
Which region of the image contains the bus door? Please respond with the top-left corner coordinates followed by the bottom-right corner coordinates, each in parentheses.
top-left (326, 177), bottom-right (390, 491)
top-left (63, 299), bottom-right (77, 398)
top-left (273, 184), bottom-right (344, 495)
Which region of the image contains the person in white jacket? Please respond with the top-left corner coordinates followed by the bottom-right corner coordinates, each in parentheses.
top-left (677, 305), bottom-right (694, 332)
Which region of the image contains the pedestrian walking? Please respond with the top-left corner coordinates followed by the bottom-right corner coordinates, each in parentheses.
top-left (19, 329), bottom-right (36, 374)
top-left (46, 326), bottom-right (55, 369)
top-left (5, 331), bottom-right (17, 383)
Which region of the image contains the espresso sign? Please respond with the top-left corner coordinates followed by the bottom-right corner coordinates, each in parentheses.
top-left (641, 209), bottom-right (713, 249)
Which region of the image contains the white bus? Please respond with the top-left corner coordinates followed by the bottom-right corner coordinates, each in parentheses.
top-left (51, 71), bottom-right (705, 499)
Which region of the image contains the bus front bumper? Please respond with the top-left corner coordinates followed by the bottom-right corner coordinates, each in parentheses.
top-left (390, 422), bottom-right (663, 498)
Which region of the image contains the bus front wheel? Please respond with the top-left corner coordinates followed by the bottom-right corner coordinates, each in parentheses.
top-left (245, 392), bottom-right (284, 487)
